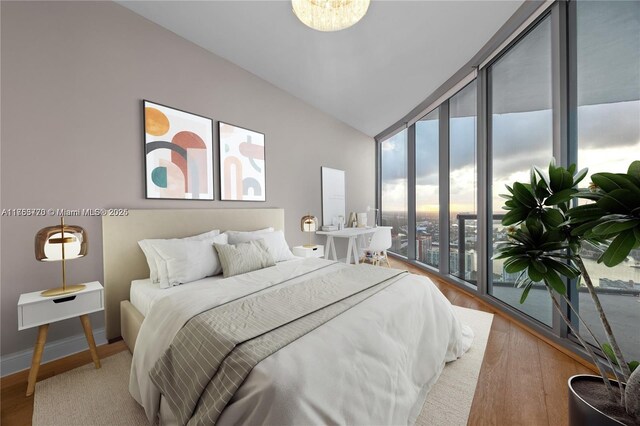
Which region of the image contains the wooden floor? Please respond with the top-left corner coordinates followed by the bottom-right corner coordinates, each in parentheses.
top-left (0, 258), bottom-right (593, 426)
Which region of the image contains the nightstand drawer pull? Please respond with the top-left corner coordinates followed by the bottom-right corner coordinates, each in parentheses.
top-left (53, 296), bottom-right (76, 303)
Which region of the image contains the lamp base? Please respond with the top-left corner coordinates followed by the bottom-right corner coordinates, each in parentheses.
top-left (41, 284), bottom-right (86, 297)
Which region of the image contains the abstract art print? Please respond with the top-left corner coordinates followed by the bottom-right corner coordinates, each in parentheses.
top-left (144, 100), bottom-right (214, 200)
top-left (219, 122), bottom-right (266, 201)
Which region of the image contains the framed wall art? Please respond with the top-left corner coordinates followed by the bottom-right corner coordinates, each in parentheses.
top-left (219, 122), bottom-right (266, 201)
top-left (143, 100), bottom-right (214, 200)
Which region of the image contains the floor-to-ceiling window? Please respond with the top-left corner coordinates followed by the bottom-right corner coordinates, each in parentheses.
top-left (575, 0), bottom-right (640, 360)
top-left (415, 109), bottom-right (440, 267)
top-left (381, 129), bottom-right (408, 256)
top-left (488, 15), bottom-right (554, 326)
top-left (449, 81), bottom-right (477, 283)
top-left (376, 0), bottom-right (639, 362)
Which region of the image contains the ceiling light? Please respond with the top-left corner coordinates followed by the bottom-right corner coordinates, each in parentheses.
top-left (292, 0), bottom-right (370, 32)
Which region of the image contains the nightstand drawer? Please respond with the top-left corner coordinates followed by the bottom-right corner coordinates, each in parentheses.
top-left (18, 289), bottom-right (103, 330)
top-left (292, 245), bottom-right (325, 258)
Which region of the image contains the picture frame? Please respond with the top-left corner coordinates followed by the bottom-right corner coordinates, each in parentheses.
top-left (143, 100), bottom-right (214, 200)
top-left (218, 121), bottom-right (266, 201)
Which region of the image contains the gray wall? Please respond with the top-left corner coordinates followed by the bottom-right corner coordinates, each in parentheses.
top-left (0, 1), bottom-right (374, 356)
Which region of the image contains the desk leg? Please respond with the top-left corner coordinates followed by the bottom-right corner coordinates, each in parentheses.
top-left (346, 237), bottom-right (354, 264)
top-left (26, 324), bottom-right (49, 396)
top-left (80, 315), bottom-right (101, 369)
top-left (330, 238), bottom-right (337, 260)
top-left (324, 236), bottom-right (332, 260)
top-left (352, 239), bottom-right (360, 265)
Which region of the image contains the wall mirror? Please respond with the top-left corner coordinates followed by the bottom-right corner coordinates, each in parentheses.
top-left (321, 167), bottom-right (345, 227)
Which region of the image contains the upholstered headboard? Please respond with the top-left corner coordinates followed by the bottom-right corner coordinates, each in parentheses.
top-left (102, 208), bottom-right (285, 340)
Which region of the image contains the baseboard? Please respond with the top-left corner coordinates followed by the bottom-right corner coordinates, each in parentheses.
top-left (0, 327), bottom-right (107, 377)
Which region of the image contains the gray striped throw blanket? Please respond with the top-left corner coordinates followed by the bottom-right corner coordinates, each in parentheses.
top-left (149, 263), bottom-right (407, 426)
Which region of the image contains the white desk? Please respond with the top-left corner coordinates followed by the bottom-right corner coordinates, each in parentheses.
top-left (317, 227), bottom-right (390, 264)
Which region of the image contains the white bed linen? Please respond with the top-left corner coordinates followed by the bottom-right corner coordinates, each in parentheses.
top-left (130, 276), bottom-right (224, 317)
top-left (130, 258), bottom-right (473, 425)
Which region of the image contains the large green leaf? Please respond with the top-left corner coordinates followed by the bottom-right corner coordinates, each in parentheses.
top-left (535, 166), bottom-right (551, 189)
top-left (596, 189), bottom-right (634, 214)
top-left (629, 161), bottom-right (640, 180)
top-left (573, 168), bottom-right (589, 186)
top-left (629, 361), bottom-right (639, 373)
top-left (502, 208), bottom-right (528, 226)
top-left (544, 188), bottom-right (578, 206)
top-left (543, 269), bottom-right (567, 294)
top-left (544, 258), bottom-right (580, 279)
top-left (528, 267), bottom-right (544, 282)
top-left (520, 282), bottom-right (533, 304)
top-left (549, 165), bottom-right (565, 192)
top-left (599, 229), bottom-right (637, 267)
top-left (592, 219), bottom-right (640, 237)
top-left (513, 182), bottom-right (537, 208)
top-left (541, 208), bottom-right (564, 229)
top-left (504, 257), bottom-right (531, 273)
top-left (592, 173), bottom-right (625, 193)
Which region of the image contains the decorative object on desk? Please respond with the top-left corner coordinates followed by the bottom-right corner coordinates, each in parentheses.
top-left (357, 212), bottom-right (367, 228)
top-left (321, 225), bottom-right (338, 232)
top-left (292, 0), bottom-right (370, 32)
top-left (35, 217), bottom-right (88, 297)
top-left (347, 212), bottom-right (357, 228)
top-left (300, 214), bottom-right (318, 248)
top-left (219, 122), bottom-right (266, 201)
top-left (321, 167), bottom-right (345, 226)
top-left (144, 100), bottom-right (214, 200)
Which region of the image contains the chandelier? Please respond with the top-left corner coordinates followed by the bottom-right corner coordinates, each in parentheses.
top-left (292, 0), bottom-right (370, 32)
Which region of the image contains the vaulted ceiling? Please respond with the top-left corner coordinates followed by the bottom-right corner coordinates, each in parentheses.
top-left (119, 1), bottom-right (525, 136)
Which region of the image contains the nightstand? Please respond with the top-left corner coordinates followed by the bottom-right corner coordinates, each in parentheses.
top-left (18, 281), bottom-right (104, 396)
top-left (292, 245), bottom-right (325, 258)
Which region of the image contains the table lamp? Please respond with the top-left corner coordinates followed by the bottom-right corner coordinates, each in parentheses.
top-left (35, 217), bottom-right (88, 297)
top-left (300, 214), bottom-right (318, 248)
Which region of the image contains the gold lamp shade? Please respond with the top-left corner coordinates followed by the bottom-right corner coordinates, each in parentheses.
top-left (35, 217), bottom-right (88, 297)
top-left (301, 214), bottom-right (318, 248)
top-left (292, 0), bottom-right (370, 32)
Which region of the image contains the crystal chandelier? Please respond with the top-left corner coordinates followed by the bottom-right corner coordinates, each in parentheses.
top-left (292, 0), bottom-right (370, 32)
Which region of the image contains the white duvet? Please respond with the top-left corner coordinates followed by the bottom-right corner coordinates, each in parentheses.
top-left (130, 258), bottom-right (473, 425)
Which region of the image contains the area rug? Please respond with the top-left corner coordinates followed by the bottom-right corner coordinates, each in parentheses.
top-left (33, 306), bottom-right (492, 426)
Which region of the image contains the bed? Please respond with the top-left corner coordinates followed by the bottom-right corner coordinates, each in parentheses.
top-left (102, 208), bottom-right (473, 426)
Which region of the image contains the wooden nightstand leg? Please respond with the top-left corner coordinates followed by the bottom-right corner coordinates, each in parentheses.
top-left (26, 324), bottom-right (49, 397)
top-left (79, 314), bottom-right (101, 369)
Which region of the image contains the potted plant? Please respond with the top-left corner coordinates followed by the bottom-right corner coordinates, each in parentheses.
top-left (494, 160), bottom-right (640, 425)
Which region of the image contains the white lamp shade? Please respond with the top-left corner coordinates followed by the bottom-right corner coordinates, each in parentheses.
top-left (42, 232), bottom-right (83, 260)
top-left (301, 215), bottom-right (318, 232)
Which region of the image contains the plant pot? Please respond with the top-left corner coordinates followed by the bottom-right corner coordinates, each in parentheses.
top-left (568, 374), bottom-right (632, 426)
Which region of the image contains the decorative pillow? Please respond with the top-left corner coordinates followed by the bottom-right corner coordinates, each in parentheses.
top-left (152, 233), bottom-right (228, 288)
top-left (227, 229), bottom-right (295, 262)
top-left (138, 229), bottom-right (220, 283)
top-left (214, 239), bottom-right (276, 278)
top-left (224, 227), bottom-right (274, 245)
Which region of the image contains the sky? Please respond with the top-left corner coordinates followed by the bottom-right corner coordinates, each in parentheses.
top-left (381, 100), bottom-right (640, 214)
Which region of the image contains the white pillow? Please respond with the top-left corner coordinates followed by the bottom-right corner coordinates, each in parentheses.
top-left (225, 227), bottom-right (274, 245)
top-left (227, 229), bottom-right (295, 262)
top-left (153, 233), bottom-right (228, 288)
top-left (138, 229), bottom-right (220, 283)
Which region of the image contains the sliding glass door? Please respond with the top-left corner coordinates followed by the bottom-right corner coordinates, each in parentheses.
top-left (449, 81), bottom-right (477, 283)
top-left (574, 0), bottom-right (640, 360)
top-left (381, 129), bottom-right (409, 256)
top-left (415, 109), bottom-right (440, 268)
top-left (488, 15), bottom-right (554, 326)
